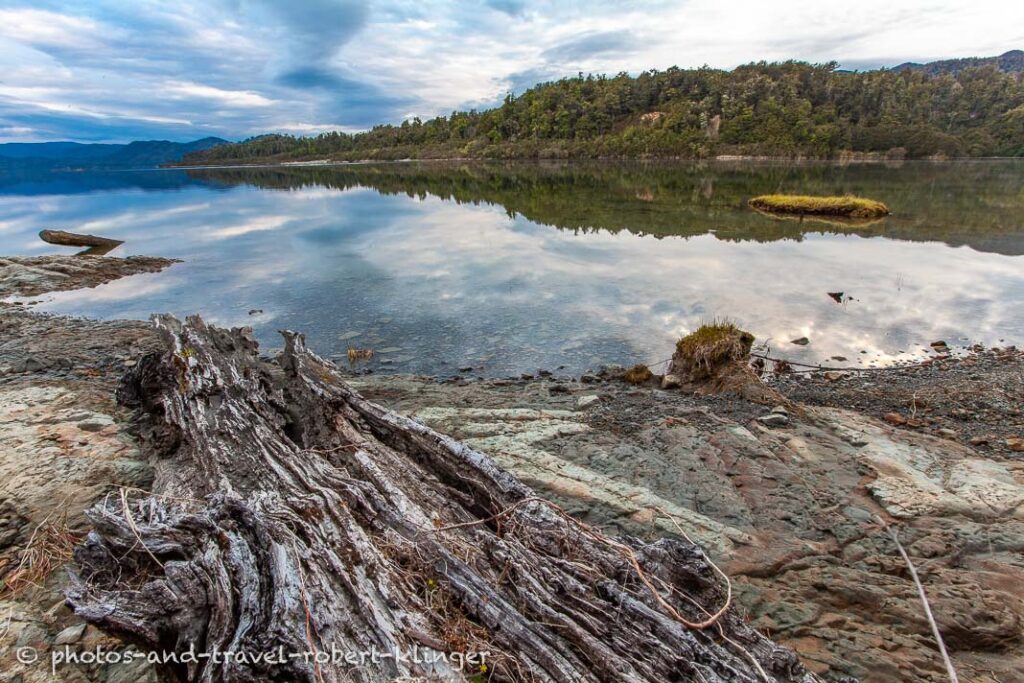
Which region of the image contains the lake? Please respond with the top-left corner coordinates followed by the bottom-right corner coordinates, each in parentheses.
top-left (2, 160), bottom-right (1023, 377)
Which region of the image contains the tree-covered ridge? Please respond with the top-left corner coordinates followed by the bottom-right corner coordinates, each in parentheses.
top-left (894, 50), bottom-right (1024, 76)
top-left (184, 60), bottom-right (1024, 164)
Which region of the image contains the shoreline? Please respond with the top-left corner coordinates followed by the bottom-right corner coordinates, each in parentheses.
top-left (162, 155), bottom-right (1024, 171)
top-left (1, 254), bottom-right (1022, 682)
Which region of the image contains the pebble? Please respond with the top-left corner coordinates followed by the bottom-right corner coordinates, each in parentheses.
top-left (576, 395), bottom-right (600, 408)
top-left (937, 428), bottom-right (958, 439)
top-left (757, 413), bottom-right (789, 427)
top-left (54, 623), bottom-right (87, 645)
top-left (660, 374), bottom-right (682, 389)
top-left (791, 337), bottom-right (810, 346)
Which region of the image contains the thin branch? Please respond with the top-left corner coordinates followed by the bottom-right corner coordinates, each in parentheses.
top-left (876, 516), bottom-right (959, 683)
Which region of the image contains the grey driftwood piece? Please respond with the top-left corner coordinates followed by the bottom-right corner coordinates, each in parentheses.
top-left (39, 229), bottom-right (124, 255)
top-left (66, 314), bottom-right (821, 683)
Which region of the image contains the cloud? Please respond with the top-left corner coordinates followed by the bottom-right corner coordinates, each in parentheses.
top-left (1, 0), bottom-right (1023, 142)
top-left (245, 0), bottom-right (369, 61)
top-left (164, 81), bottom-right (276, 108)
top-left (541, 30), bottom-right (640, 62)
top-left (484, 0), bottom-right (527, 16)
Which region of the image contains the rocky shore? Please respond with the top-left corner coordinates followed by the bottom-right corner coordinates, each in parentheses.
top-left (1, 255), bottom-right (1021, 682)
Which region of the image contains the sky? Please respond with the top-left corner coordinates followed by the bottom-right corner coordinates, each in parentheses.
top-left (1, 0), bottom-right (1022, 144)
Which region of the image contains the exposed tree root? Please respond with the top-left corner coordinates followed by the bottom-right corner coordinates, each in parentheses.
top-left (65, 315), bottom-right (821, 682)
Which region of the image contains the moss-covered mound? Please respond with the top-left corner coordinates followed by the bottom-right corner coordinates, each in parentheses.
top-left (673, 323), bottom-right (755, 383)
top-left (749, 194), bottom-right (890, 218)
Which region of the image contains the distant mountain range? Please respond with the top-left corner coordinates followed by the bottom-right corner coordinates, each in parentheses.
top-left (893, 49), bottom-right (1024, 75)
top-left (0, 137), bottom-right (229, 170)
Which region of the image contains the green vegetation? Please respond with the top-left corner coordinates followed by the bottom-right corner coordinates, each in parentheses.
top-left (187, 161), bottom-right (1024, 255)
top-left (185, 60), bottom-right (1024, 164)
top-left (748, 194), bottom-right (890, 218)
top-left (675, 323), bottom-right (755, 378)
top-left (623, 364), bottom-right (653, 385)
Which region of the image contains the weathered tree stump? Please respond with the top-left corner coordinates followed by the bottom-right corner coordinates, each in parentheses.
top-left (66, 315), bottom-right (820, 683)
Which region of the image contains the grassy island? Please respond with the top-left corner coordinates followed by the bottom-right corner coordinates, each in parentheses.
top-left (748, 194), bottom-right (890, 218)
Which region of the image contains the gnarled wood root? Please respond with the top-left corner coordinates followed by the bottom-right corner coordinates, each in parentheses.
top-left (66, 315), bottom-right (821, 683)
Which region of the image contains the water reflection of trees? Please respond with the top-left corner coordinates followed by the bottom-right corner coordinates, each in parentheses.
top-left (189, 162), bottom-right (1024, 254)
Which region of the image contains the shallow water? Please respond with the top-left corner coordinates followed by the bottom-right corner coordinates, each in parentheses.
top-left (2, 160), bottom-right (1022, 376)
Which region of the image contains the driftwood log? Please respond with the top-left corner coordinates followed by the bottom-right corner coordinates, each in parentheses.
top-left (66, 315), bottom-right (821, 683)
top-left (39, 229), bottom-right (124, 255)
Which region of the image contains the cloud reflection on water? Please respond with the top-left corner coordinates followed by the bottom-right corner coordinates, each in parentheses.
top-left (3, 164), bottom-right (1023, 376)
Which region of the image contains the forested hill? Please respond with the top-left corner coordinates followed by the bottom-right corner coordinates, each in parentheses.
top-left (183, 59), bottom-right (1024, 164)
top-left (894, 49), bottom-right (1024, 76)
top-left (1, 137), bottom-right (228, 170)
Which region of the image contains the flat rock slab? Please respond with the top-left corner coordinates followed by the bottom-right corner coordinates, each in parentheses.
top-left (0, 255), bottom-right (177, 299)
top-left (355, 373), bottom-right (1024, 682)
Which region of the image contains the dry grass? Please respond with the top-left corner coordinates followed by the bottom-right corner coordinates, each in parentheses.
top-left (623, 364), bottom-right (653, 385)
top-left (1, 512), bottom-right (81, 596)
top-left (346, 347), bottom-right (374, 364)
top-left (749, 194), bottom-right (890, 218)
top-left (676, 322), bottom-right (754, 376)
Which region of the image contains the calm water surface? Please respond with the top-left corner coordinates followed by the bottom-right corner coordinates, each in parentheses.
top-left (2, 161), bottom-right (1022, 376)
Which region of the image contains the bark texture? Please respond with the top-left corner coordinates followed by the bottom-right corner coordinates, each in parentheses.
top-left (39, 229), bottom-right (124, 255)
top-left (66, 315), bottom-right (822, 683)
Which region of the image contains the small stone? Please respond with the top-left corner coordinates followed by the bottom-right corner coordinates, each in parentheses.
top-left (247, 309), bottom-right (263, 315)
top-left (831, 356), bottom-right (848, 361)
top-left (54, 623), bottom-right (87, 645)
top-left (458, 366), bottom-right (473, 373)
top-left (823, 371), bottom-right (847, 381)
top-left (549, 384), bottom-right (570, 394)
top-left (790, 337), bottom-right (810, 346)
top-left (937, 428), bottom-right (958, 439)
top-left (930, 340), bottom-right (949, 351)
top-left (576, 395), bottom-right (600, 409)
top-left (580, 374), bottom-right (600, 384)
top-left (969, 435), bottom-right (990, 446)
top-left (520, 373), bottom-right (533, 380)
top-left (770, 405), bottom-right (789, 416)
top-left (660, 374), bottom-right (682, 389)
top-left (757, 413), bottom-right (789, 427)
top-left (1007, 437), bottom-right (1024, 452)
top-left (884, 412), bottom-right (907, 426)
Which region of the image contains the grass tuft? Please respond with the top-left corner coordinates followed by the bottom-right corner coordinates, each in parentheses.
top-left (675, 322), bottom-right (755, 379)
top-left (749, 194), bottom-right (890, 218)
top-left (623, 364), bottom-right (653, 385)
top-left (347, 347), bottom-right (374, 364)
